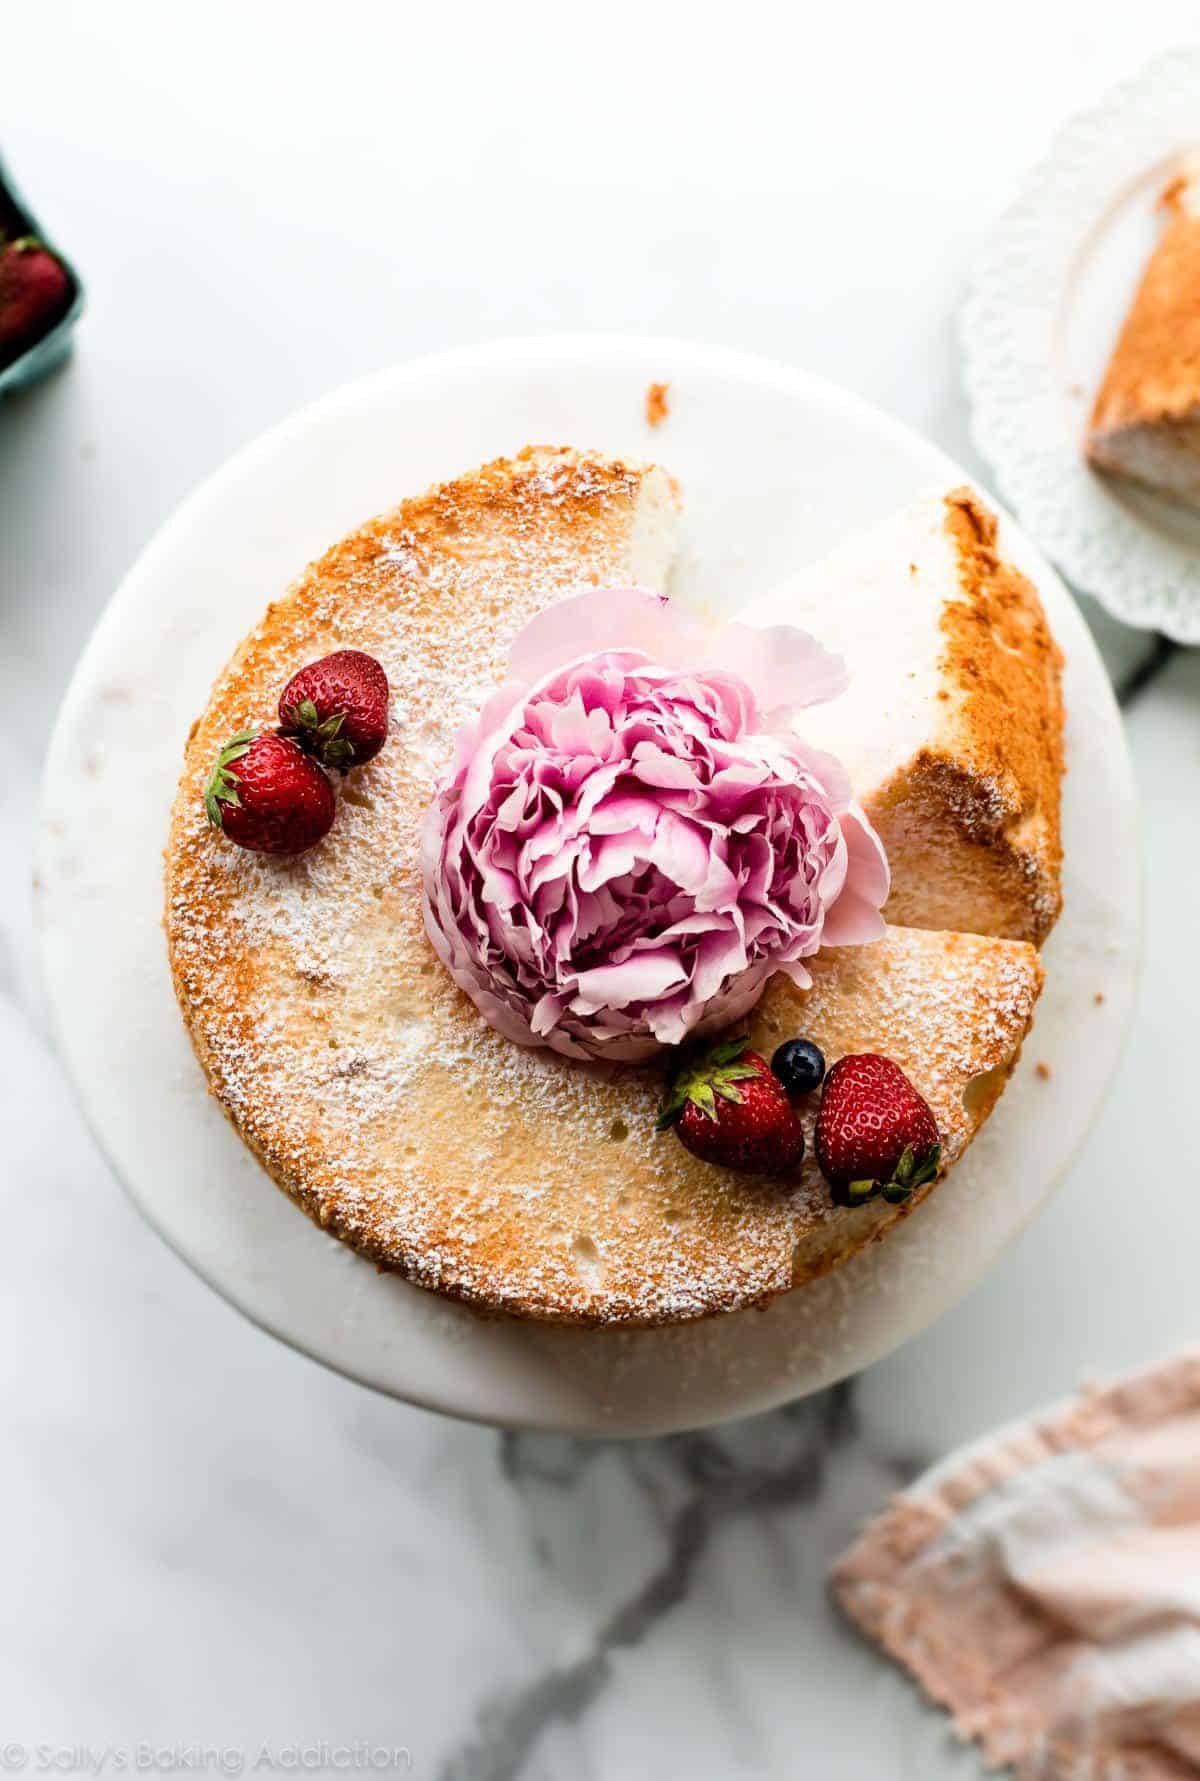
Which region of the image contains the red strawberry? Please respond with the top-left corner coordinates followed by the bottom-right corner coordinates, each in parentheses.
top-left (815, 1054), bottom-right (940, 1208)
top-left (279, 649), bottom-right (389, 771)
top-left (0, 237), bottom-right (71, 367)
top-left (203, 731), bottom-right (335, 855)
top-left (657, 1034), bottom-right (805, 1174)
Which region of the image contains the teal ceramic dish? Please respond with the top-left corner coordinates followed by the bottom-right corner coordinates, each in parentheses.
top-left (0, 153), bottom-right (84, 399)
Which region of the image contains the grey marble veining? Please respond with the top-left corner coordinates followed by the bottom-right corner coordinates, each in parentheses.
top-left (439, 1387), bottom-right (933, 1781)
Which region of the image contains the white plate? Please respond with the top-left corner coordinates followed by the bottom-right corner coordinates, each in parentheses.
top-left (36, 336), bottom-right (1139, 1435)
top-left (963, 47), bottom-right (1200, 642)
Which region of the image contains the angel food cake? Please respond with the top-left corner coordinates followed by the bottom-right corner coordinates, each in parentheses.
top-left (1087, 157), bottom-right (1200, 505)
top-left (165, 447), bottom-right (1060, 1326)
top-left (740, 489), bottom-right (1064, 944)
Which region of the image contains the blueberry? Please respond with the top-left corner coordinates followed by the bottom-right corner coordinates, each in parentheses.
top-left (771, 1038), bottom-right (826, 1098)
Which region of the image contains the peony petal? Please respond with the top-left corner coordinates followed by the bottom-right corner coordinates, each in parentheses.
top-left (571, 951), bottom-right (688, 1010)
top-left (821, 805), bottom-right (890, 945)
top-left (508, 587), bottom-right (703, 683)
top-left (715, 620), bottom-right (848, 713)
top-left (644, 994), bottom-right (699, 1048)
top-left (587, 793), bottom-right (663, 836)
top-left (631, 740), bottom-right (702, 790)
top-left (422, 585), bottom-right (890, 1060)
top-left (577, 833), bottom-right (642, 893)
top-left (643, 810), bottom-right (710, 895)
top-left (530, 991), bottom-right (568, 1037)
top-left (689, 924), bottom-right (749, 1003)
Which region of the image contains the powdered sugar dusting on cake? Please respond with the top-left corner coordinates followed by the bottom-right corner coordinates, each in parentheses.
top-left (165, 448), bottom-right (1045, 1327)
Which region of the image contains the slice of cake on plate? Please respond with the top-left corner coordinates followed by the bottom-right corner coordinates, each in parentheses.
top-left (1087, 157), bottom-right (1200, 504)
top-left (166, 449), bottom-right (1054, 1326)
top-left (739, 485), bottom-right (1064, 946)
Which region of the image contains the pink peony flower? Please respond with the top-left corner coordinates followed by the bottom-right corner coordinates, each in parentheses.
top-left (421, 588), bottom-right (889, 1062)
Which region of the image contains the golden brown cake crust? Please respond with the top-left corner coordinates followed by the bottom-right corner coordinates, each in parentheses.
top-left (1086, 173), bottom-right (1200, 499)
top-left (1089, 182), bottom-right (1200, 436)
top-left (872, 491), bottom-right (1065, 947)
top-left (645, 381), bottom-right (670, 427)
top-left (166, 449), bottom-right (1045, 1327)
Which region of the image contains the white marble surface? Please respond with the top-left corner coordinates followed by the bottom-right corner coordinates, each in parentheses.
top-left (4, 4), bottom-right (1200, 1775)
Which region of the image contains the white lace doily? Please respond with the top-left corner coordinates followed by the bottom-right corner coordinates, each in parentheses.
top-left (963, 47), bottom-right (1200, 643)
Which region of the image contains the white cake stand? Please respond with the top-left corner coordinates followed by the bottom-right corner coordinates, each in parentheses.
top-left (36, 337), bottom-right (1140, 1434)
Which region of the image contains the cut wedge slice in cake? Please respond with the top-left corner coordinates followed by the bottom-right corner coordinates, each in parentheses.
top-left (166, 449), bottom-right (1048, 1326)
top-left (738, 485), bottom-right (1064, 946)
top-left (1087, 158), bottom-right (1200, 504)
